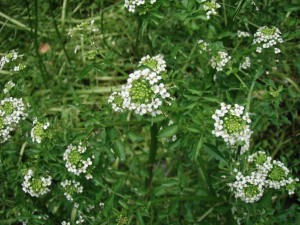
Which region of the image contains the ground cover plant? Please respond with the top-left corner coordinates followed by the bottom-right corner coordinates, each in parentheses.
top-left (0, 0), bottom-right (300, 224)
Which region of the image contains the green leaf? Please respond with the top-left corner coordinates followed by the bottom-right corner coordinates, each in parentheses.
top-left (114, 140), bottom-right (126, 161)
top-left (202, 143), bottom-right (227, 164)
top-left (157, 124), bottom-right (178, 138)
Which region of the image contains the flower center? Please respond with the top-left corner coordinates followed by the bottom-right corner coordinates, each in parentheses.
top-left (255, 154), bottom-right (267, 165)
top-left (31, 178), bottom-right (43, 192)
top-left (114, 95), bottom-right (123, 107)
top-left (204, 2), bottom-right (218, 10)
top-left (68, 150), bottom-right (82, 165)
top-left (268, 165), bottom-right (286, 181)
top-left (143, 59), bottom-right (157, 70)
top-left (33, 123), bottom-right (46, 138)
top-left (224, 114), bottom-right (245, 134)
top-left (261, 27), bottom-right (276, 36)
top-left (244, 184), bottom-right (259, 198)
top-left (130, 80), bottom-right (154, 104)
top-left (0, 102), bottom-right (14, 115)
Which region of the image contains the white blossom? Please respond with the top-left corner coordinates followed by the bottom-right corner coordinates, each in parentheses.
top-left (203, 0), bottom-right (221, 19)
top-left (22, 169), bottom-right (52, 197)
top-left (212, 103), bottom-right (252, 153)
top-left (63, 143), bottom-right (94, 179)
top-left (253, 26), bottom-right (283, 54)
top-left (210, 51), bottom-right (231, 72)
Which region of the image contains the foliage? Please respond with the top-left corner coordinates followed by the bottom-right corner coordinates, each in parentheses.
top-left (0, 0), bottom-right (300, 224)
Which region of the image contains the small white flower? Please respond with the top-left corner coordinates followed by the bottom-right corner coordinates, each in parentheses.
top-left (212, 103), bottom-right (252, 153)
top-left (61, 180), bottom-right (83, 202)
top-left (30, 118), bottom-right (50, 143)
top-left (210, 51), bottom-right (231, 72)
top-left (22, 169), bottom-right (52, 197)
top-left (203, 0), bottom-right (221, 19)
top-left (253, 26), bottom-right (283, 54)
top-left (239, 57), bottom-right (251, 70)
top-left (237, 30), bottom-right (250, 38)
top-left (124, 0), bottom-right (157, 13)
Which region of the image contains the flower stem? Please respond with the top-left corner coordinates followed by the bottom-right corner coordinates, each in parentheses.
top-left (246, 68), bottom-right (264, 112)
top-left (146, 123), bottom-right (158, 195)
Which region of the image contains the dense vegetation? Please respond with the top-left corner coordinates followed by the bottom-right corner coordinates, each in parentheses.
top-left (0, 0), bottom-right (299, 224)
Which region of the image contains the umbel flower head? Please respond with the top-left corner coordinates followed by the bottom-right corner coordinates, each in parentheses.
top-left (203, 0), bottom-right (221, 19)
top-left (229, 171), bottom-right (266, 203)
top-left (212, 103), bottom-right (252, 153)
top-left (0, 97), bottom-right (27, 143)
top-left (63, 143), bottom-right (94, 179)
top-left (124, 0), bottom-right (157, 13)
top-left (210, 51), bottom-right (231, 72)
top-left (108, 54), bottom-right (172, 116)
top-left (61, 179), bottom-right (83, 202)
top-left (30, 118), bottom-right (50, 143)
top-left (22, 169), bottom-right (52, 197)
top-left (253, 26), bottom-right (283, 54)
top-left (228, 151), bottom-right (298, 203)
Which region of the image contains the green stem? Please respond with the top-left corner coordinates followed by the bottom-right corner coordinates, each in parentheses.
top-left (246, 68), bottom-right (264, 112)
top-left (50, 0), bottom-right (72, 65)
top-left (134, 18), bottom-right (142, 59)
top-left (146, 123), bottom-right (158, 195)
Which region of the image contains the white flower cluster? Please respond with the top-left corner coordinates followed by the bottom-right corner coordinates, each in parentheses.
top-left (124, 0), bottom-right (157, 13)
top-left (63, 143), bottom-right (94, 179)
top-left (229, 171), bottom-right (266, 203)
top-left (3, 81), bottom-right (15, 94)
top-left (212, 103), bottom-right (252, 153)
top-left (0, 97), bottom-right (27, 143)
top-left (0, 50), bottom-right (18, 70)
top-left (197, 39), bottom-right (210, 53)
top-left (229, 151), bottom-right (298, 203)
top-left (22, 169), bottom-right (52, 197)
top-left (61, 221), bottom-right (70, 225)
top-left (0, 50), bottom-right (25, 72)
top-left (76, 215), bottom-right (84, 224)
top-left (203, 0), bottom-right (221, 19)
top-left (210, 51), bottom-right (231, 71)
top-left (139, 54), bottom-right (166, 74)
top-left (30, 118), bottom-right (50, 143)
top-left (237, 30), bottom-right (250, 38)
top-left (253, 26), bottom-right (283, 54)
top-left (108, 54), bottom-right (172, 116)
top-left (239, 57), bottom-right (251, 70)
top-left (61, 179), bottom-right (83, 202)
